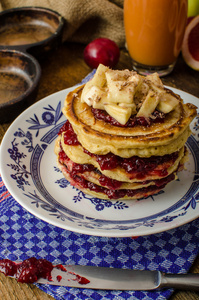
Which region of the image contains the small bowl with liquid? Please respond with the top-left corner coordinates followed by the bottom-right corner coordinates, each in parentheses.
top-left (0, 7), bottom-right (65, 122)
top-left (0, 6), bottom-right (65, 57)
top-left (0, 49), bottom-right (41, 123)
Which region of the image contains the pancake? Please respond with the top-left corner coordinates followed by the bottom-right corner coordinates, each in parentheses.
top-left (58, 130), bottom-right (186, 182)
top-left (63, 85), bottom-right (196, 157)
top-left (56, 158), bottom-right (166, 200)
top-left (55, 65), bottom-right (197, 200)
top-left (55, 135), bottom-right (187, 200)
top-left (55, 142), bottom-right (179, 200)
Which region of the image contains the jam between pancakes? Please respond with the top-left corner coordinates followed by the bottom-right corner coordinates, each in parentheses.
top-left (91, 108), bottom-right (166, 127)
top-left (59, 120), bottom-right (180, 180)
top-left (58, 146), bottom-right (176, 200)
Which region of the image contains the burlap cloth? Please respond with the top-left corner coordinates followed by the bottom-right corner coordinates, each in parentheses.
top-left (0, 0), bottom-right (125, 47)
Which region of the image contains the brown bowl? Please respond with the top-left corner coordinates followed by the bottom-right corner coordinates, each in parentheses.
top-left (0, 6), bottom-right (65, 57)
top-left (0, 7), bottom-right (65, 123)
top-left (0, 50), bottom-right (41, 123)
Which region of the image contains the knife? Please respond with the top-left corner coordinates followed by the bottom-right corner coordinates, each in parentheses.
top-left (35, 265), bottom-right (199, 291)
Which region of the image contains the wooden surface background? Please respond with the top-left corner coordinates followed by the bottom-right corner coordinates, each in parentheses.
top-left (0, 42), bottom-right (199, 299)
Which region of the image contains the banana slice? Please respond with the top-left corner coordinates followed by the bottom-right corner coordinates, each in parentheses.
top-left (81, 85), bottom-right (105, 108)
top-left (104, 103), bottom-right (132, 125)
top-left (137, 90), bottom-right (159, 117)
top-left (91, 64), bottom-right (108, 87)
top-left (118, 102), bottom-right (137, 115)
top-left (81, 64), bottom-right (180, 125)
top-left (146, 72), bottom-right (164, 87)
top-left (106, 69), bottom-right (138, 104)
top-left (157, 92), bottom-right (179, 113)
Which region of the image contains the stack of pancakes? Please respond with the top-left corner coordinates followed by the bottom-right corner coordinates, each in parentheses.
top-left (55, 65), bottom-right (197, 200)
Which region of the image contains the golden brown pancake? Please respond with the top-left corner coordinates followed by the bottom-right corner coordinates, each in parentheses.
top-left (55, 67), bottom-right (197, 200)
top-left (55, 149), bottom-right (179, 201)
top-left (55, 136), bottom-right (187, 200)
top-left (58, 135), bottom-right (185, 182)
top-left (62, 85), bottom-right (196, 157)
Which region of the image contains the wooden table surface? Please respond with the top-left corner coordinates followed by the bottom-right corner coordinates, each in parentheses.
top-left (0, 42), bottom-right (199, 300)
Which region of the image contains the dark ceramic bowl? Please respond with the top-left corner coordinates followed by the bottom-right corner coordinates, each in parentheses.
top-left (0, 6), bottom-right (65, 57)
top-left (0, 7), bottom-right (65, 122)
top-left (0, 50), bottom-right (41, 123)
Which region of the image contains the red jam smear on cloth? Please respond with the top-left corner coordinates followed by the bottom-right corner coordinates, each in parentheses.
top-left (59, 121), bottom-right (179, 180)
top-left (0, 258), bottom-right (90, 285)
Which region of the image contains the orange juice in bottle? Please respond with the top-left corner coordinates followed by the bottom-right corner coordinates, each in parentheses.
top-left (124, 0), bottom-right (188, 76)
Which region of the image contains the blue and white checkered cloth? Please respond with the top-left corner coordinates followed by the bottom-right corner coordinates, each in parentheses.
top-left (0, 174), bottom-right (199, 300)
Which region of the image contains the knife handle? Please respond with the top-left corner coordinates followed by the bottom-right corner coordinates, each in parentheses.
top-left (160, 273), bottom-right (199, 291)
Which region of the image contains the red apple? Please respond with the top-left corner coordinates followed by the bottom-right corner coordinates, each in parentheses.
top-left (83, 38), bottom-right (120, 69)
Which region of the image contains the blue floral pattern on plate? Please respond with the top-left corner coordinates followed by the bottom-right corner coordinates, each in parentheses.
top-left (1, 85), bottom-right (199, 237)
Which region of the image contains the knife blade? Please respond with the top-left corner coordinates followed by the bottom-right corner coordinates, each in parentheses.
top-left (36, 265), bottom-right (199, 291)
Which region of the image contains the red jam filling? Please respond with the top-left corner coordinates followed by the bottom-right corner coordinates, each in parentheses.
top-left (59, 148), bottom-right (122, 190)
top-left (65, 164), bottom-right (174, 200)
top-left (58, 120), bottom-right (79, 145)
top-left (99, 175), bottom-right (122, 190)
top-left (58, 149), bottom-right (176, 199)
top-left (59, 121), bottom-right (179, 179)
top-left (91, 108), bottom-right (165, 127)
top-left (59, 146), bottom-right (96, 177)
top-left (84, 149), bottom-right (178, 179)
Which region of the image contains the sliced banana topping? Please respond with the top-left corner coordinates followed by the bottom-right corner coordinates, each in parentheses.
top-left (137, 90), bottom-right (159, 117)
top-left (104, 103), bottom-right (132, 125)
top-left (81, 64), bottom-right (180, 125)
top-left (157, 91), bottom-right (179, 113)
top-left (106, 69), bottom-right (141, 104)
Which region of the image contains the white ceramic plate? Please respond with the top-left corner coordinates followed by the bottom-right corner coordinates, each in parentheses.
top-left (0, 86), bottom-right (199, 237)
